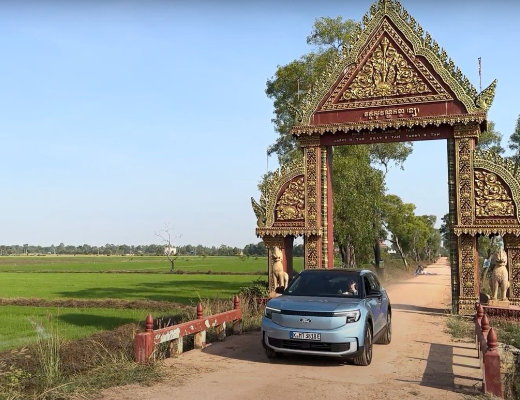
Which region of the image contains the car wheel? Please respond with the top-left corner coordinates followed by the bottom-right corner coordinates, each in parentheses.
top-left (376, 311), bottom-right (391, 345)
top-left (353, 324), bottom-right (372, 366)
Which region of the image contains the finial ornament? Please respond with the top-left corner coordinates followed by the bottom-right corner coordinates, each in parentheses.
top-left (475, 79), bottom-right (497, 110)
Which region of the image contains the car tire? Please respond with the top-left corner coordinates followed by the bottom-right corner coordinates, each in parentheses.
top-left (353, 324), bottom-right (372, 366)
top-left (376, 311), bottom-right (391, 345)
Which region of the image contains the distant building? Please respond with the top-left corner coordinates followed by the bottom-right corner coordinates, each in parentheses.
top-left (164, 245), bottom-right (177, 256)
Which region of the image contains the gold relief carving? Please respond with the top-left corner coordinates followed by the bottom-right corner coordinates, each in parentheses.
top-left (342, 37), bottom-right (431, 101)
top-left (475, 79), bottom-right (497, 110)
top-left (456, 138), bottom-right (474, 225)
top-left (322, 21), bottom-right (451, 112)
top-left (305, 236), bottom-right (320, 269)
top-left (454, 123), bottom-right (480, 138)
top-left (474, 151), bottom-right (520, 225)
top-left (458, 298), bottom-right (478, 315)
top-left (507, 248), bottom-right (520, 301)
top-left (299, 136), bottom-right (321, 147)
top-left (458, 235), bottom-right (477, 299)
top-left (252, 159), bottom-right (305, 235)
top-left (295, 0), bottom-right (487, 125)
top-left (305, 147), bottom-right (320, 230)
top-left (475, 170), bottom-right (515, 217)
top-left (275, 177), bottom-right (305, 221)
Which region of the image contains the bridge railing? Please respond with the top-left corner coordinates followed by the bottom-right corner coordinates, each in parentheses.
top-left (474, 303), bottom-right (503, 398)
top-left (135, 295), bottom-right (242, 364)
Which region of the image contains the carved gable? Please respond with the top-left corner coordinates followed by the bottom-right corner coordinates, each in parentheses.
top-left (293, 0), bottom-right (496, 135)
top-left (319, 24), bottom-right (452, 112)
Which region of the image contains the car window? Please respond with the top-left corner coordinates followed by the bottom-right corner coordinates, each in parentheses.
top-left (363, 276), bottom-right (372, 296)
top-left (285, 271), bottom-right (361, 298)
top-left (367, 273), bottom-right (380, 290)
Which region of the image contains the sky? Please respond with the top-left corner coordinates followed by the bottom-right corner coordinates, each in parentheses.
top-left (0, 0), bottom-right (519, 248)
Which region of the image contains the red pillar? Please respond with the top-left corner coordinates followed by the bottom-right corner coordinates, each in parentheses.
top-left (283, 236), bottom-right (294, 276)
top-left (326, 146), bottom-right (334, 268)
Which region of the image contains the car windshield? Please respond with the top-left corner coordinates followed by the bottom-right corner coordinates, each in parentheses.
top-left (284, 271), bottom-right (361, 298)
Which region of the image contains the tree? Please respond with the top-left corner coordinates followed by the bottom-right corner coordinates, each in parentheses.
top-left (156, 227), bottom-right (179, 272)
top-left (477, 121), bottom-right (504, 154)
top-left (332, 145), bottom-right (385, 267)
top-left (265, 17), bottom-right (357, 164)
top-left (381, 194), bottom-right (416, 269)
top-left (508, 114), bottom-right (520, 174)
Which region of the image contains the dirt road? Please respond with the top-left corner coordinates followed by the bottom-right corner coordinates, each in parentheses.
top-left (102, 258), bottom-right (482, 400)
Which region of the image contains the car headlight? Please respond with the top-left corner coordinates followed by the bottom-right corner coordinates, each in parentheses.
top-left (264, 306), bottom-right (281, 319)
top-left (344, 310), bottom-right (361, 323)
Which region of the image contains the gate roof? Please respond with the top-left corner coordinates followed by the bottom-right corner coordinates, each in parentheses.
top-left (292, 0), bottom-right (496, 137)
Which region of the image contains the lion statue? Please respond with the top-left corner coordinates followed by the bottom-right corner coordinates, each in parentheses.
top-left (489, 248), bottom-right (510, 301)
top-left (272, 246), bottom-right (289, 290)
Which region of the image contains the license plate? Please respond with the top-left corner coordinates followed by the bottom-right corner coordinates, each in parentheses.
top-left (290, 331), bottom-right (321, 341)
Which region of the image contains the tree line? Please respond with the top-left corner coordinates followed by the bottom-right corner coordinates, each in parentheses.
top-left (0, 243), bottom-right (263, 257)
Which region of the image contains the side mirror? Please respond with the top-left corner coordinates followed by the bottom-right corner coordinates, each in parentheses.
top-left (367, 290), bottom-right (382, 299)
top-left (275, 286), bottom-right (285, 294)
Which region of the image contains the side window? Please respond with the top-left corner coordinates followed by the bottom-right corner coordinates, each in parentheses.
top-left (363, 276), bottom-right (372, 296)
top-left (368, 273), bottom-right (380, 291)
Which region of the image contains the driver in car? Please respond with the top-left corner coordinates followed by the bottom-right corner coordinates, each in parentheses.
top-left (340, 280), bottom-right (358, 295)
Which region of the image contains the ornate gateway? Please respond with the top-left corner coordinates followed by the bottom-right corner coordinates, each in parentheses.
top-left (252, 0), bottom-right (520, 313)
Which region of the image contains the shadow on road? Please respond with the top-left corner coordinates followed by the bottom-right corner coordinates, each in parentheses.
top-left (202, 331), bottom-right (350, 367)
top-left (398, 342), bottom-right (481, 395)
top-left (392, 303), bottom-right (449, 315)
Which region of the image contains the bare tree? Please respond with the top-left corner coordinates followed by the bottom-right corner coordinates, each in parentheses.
top-left (156, 226), bottom-right (180, 273)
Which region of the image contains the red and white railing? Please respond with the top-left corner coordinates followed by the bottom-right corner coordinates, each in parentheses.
top-left (475, 303), bottom-right (503, 398)
top-left (135, 295), bottom-right (242, 363)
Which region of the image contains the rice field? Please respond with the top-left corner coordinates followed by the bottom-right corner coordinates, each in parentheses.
top-left (0, 255), bottom-right (301, 351)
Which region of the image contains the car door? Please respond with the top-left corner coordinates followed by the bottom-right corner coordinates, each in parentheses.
top-left (365, 273), bottom-right (384, 334)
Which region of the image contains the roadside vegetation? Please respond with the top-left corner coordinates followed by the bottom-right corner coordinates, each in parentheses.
top-left (446, 314), bottom-right (520, 399)
top-left (0, 289), bottom-right (264, 400)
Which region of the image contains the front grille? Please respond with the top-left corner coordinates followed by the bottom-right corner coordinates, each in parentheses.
top-left (268, 337), bottom-right (350, 353)
top-left (280, 310), bottom-right (337, 317)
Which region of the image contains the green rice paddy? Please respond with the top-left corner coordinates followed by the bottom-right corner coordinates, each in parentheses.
top-left (0, 255), bottom-right (301, 351)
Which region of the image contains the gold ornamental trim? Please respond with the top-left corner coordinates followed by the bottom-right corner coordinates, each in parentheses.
top-left (474, 151), bottom-right (520, 224)
top-left (454, 226), bottom-right (520, 236)
top-left (475, 170), bottom-right (515, 218)
top-left (292, 113), bottom-right (486, 136)
top-left (458, 234), bottom-right (477, 300)
top-left (294, 0), bottom-right (495, 129)
top-left (256, 228), bottom-right (321, 238)
top-left (455, 138), bottom-right (474, 226)
top-left (321, 22), bottom-right (452, 112)
top-left (275, 177), bottom-right (305, 221)
top-left (251, 159), bottom-right (305, 230)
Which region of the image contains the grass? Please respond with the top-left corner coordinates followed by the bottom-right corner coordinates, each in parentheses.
top-left (0, 320), bottom-right (164, 400)
top-left (445, 314), bottom-right (474, 340)
top-left (0, 255), bottom-right (304, 273)
top-left (0, 306), bottom-right (178, 351)
top-left (0, 272), bottom-right (262, 303)
top-left (0, 293), bottom-right (262, 400)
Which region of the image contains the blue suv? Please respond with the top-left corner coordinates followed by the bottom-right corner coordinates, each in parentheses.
top-left (261, 269), bottom-right (391, 365)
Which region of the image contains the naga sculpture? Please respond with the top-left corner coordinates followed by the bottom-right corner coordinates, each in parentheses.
top-left (272, 246), bottom-right (289, 290)
top-left (489, 248), bottom-right (510, 301)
